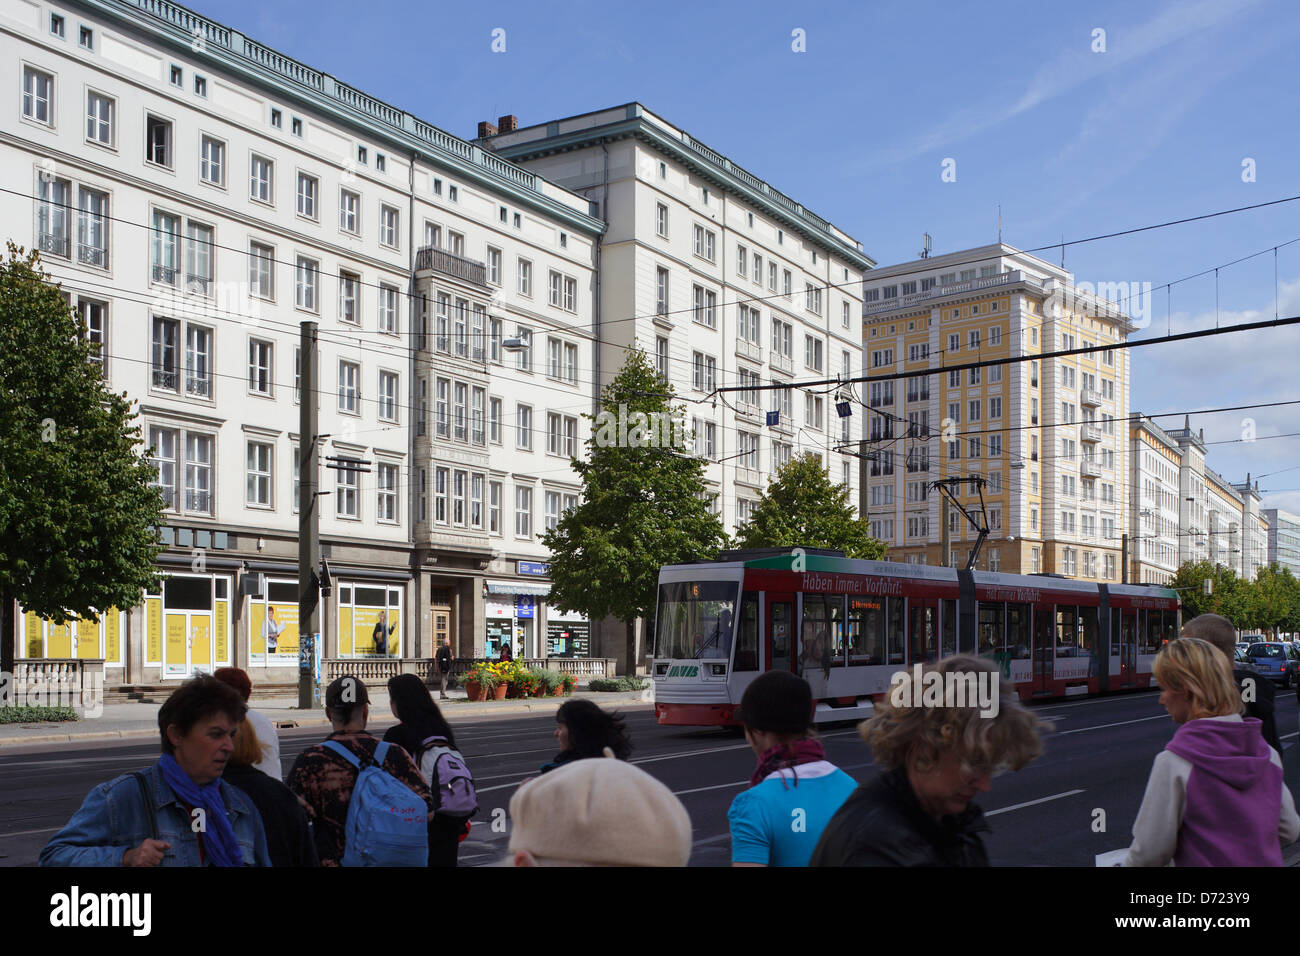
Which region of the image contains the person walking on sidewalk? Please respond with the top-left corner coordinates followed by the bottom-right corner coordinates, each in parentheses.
top-left (287, 676), bottom-right (434, 866)
top-left (727, 670), bottom-right (856, 867)
top-left (40, 675), bottom-right (270, 867)
top-left (1125, 637), bottom-right (1300, 867)
top-left (436, 638), bottom-right (453, 700)
top-left (214, 667), bottom-right (282, 781)
top-left (384, 674), bottom-right (475, 866)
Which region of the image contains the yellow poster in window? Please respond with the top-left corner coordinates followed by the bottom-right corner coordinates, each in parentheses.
top-left (147, 599), bottom-right (162, 662)
top-left (251, 601), bottom-right (299, 658)
top-left (353, 607), bottom-right (383, 655)
top-left (48, 621), bottom-right (72, 658)
top-left (76, 618), bottom-right (99, 658)
top-left (338, 607), bottom-right (353, 655)
top-left (215, 601), bottom-right (228, 663)
top-left (250, 603), bottom-right (266, 656)
top-left (105, 608), bottom-right (120, 663)
top-left (191, 614), bottom-right (211, 672)
top-left (25, 611), bottom-right (42, 658)
top-left (165, 614), bottom-right (187, 675)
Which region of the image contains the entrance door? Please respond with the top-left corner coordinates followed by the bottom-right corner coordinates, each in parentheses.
top-left (161, 575), bottom-right (217, 678)
top-left (75, 618), bottom-right (100, 659)
top-left (47, 622), bottom-right (72, 658)
top-left (1033, 604), bottom-right (1054, 695)
top-left (432, 605), bottom-right (450, 657)
top-left (767, 593), bottom-right (794, 672)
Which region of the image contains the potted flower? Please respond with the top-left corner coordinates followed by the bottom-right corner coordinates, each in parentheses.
top-left (560, 673), bottom-right (577, 696)
top-left (461, 662), bottom-right (497, 702)
top-left (488, 661), bottom-right (513, 699)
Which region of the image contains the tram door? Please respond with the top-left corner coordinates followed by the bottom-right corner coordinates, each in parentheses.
top-left (767, 594), bottom-right (794, 672)
top-left (909, 599), bottom-right (939, 665)
top-left (1118, 609), bottom-right (1138, 686)
top-left (1033, 603), bottom-right (1054, 695)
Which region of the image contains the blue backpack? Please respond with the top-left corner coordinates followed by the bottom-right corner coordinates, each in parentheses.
top-left (322, 740), bottom-right (428, 867)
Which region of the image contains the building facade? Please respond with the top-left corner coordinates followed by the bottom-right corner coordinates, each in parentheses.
top-left (1128, 418), bottom-right (1183, 584)
top-left (860, 244), bottom-right (1134, 581)
top-left (1262, 508), bottom-right (1300, 577)
top-left (4, 0), bottom-right (601, 681)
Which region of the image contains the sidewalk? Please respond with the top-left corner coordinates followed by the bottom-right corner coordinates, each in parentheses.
top-left (0, 688), bottom-right (655, 748)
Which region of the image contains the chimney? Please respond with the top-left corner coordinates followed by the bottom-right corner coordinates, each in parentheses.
top-left (498, 114), bottom-right (518, 134)
top-left (477, 120), bottom-right (498, 139)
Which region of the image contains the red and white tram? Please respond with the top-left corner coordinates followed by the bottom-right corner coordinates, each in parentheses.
top-left (651, 549), bottom-right (1180, 727)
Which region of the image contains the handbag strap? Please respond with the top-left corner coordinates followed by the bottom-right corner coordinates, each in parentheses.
top-left (130, 771), bottom-right (159, 841)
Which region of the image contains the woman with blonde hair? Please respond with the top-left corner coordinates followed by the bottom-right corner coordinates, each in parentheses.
top-left (811, 654), bottom-right (1045, 866)
top-left (1125, 636), bottom-right (1299, 867)
top-left (223, 719), bottom-right (319, 866)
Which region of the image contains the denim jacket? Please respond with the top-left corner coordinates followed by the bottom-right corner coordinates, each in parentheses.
top-left (40, 759), bottom-right (270, 867)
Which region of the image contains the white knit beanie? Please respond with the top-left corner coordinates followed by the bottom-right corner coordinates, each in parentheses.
top-left (508, 753), bottom-right (692, 866)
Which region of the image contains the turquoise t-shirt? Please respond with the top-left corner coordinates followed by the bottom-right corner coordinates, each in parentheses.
top-left (728, 761), bottom-right (858, 866)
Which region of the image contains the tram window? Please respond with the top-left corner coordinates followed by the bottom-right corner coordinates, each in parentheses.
top-left (848, 598), bottom-right (885, 665)
top-left (801, 595), bottom-right (844, 670)
top-left (654, 581), bottom-right (738, 659)
top-left (734, 591), bottom-right (759, 671)
top-left (1161, 611), bottom-right (1177, 646)
top-left (909, 604), bottom-right (936, 663)
top-left (1081, 606), bottom-right (1099, 659)
top-left (1056, 606), bottom-right (1079, 657)
top-left (887, 597), bottom-right (906, 665)
top-left (1141, 610), bottom-right (1162, 653)
top-left (941, 599), bottom-right (957, 657)
top-left (1006, 603), bottom-right (1031, 659)
top-left (978, 603), bottom-right (1004, 658)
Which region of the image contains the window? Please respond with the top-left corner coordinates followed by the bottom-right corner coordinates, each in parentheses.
top-left (85, 91), bottom-right (113, 145)
top-left (37, 178), bottom-right (70, 259)
top-left (517, 258), bottom-right (532, 296)
top-left (380, 205), bottom-right (400, 248)
top-left (783, 270), bottom-right (792, 297)
top-left (195, 135), bottom-right (226, 187)
top-left (738, 432), bottom-right (759, 469)
top-left (513, 326), bottom-right (532, 372)
top-left (656, 203), bottom-right (668, 237)
top-left (248, 339), bottom-right (272, 395)
top-left (76, 187), bottom-right (107, 267)
top-left (517, 404), bottom-right (533, 450)
top-left (989, 396), bottom-right (1002, 418)
top-left (378, 371), bottom-right (398, 422)
top-left (968, 437), bottom-right (981, 458)
top-left (548, 271), bottom-right (563, 308)
top-left (737, 246), bottom-right (747, 276)
top-left (20, 67), bottom-right (50, 128)
top-left (79, 25), bottom-right (93, 50)
top-left (339, 190), bottom-right (359, 234)
top-left (249, 155), bottom-right (274, 204)
top-left (291, 117), bottom-right (302, 136)
top-left (487, 247), bottom-right (501, 285)
top-left (193, 75), bottom-right (206, 97)
top-left (296, 256), bottom-right (319, 311)
top-left (691, 352), bottom-right (717, 392)
top-left (771, 318), bottom-right (792, 358)
top-left (989, 326), bottom-right (1002, 346)
top-left (692, 286), bottom-right (717, 327)
top-left (184, 222), bottom-right (212, 294)
top-left (146, 115), bottom-right (172, 167)
top-left (296, 173), bottom-right (318, 219)
top-left (489, 317), bottom-right (502, 364)
top-left (378, 285), bottom-right (399, 334)
top-left (453, 383), bottom-right (467, 440)
top-left (489, 397), bottom-right (502, 444)
top-left (183, 433), bottom-right (213, 513)
top-left (471, 387), bottom-right (485, 445)
top-left (804, 393), bottom-right (824, 429)
top-left (337, 271), bottom-right (359, 324)
top-left (693, 225), bottom-right (715, 261)
top-left (246, 442), bottom-right (272, 507)
top-left (50, 14), bottom-right (65, 37)
top-left (336, 459), bottom-right (360, 519)
top-left (249, 242), bottom-right (274, 299)
top-left (376, 463), bottom-right (398, 523)
top-left (656, 336), bottom-right (669, 379)
top-left (77, 299), bottom-right (107, 376)
top-left (515, 486), bottom-right (533, 538)
top-left (270, 108), bottom-right (281, 129)
top-left (805, 284), bottom-right (823, 315)
top-left (337, 361), bottom-right (359, 413)
top-left (842, 301), bottom-right (851, 329)
top-left (804, 336), bottom-right (824, 371)
top-left (656, 268), bottom-right (669, 315)
top-left (768, 261), bottom-right (777, 291)
top-left (738, 305), bottom-right (760, 344)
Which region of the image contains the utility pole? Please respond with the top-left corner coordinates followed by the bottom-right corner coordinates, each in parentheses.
top-left (858, 438), bottom-right (868, 520)
top-left (298, 320), bottom-right (321, 710)
top-left (941, 495), bottom-right (950, 567)
top-left (1121, 533), bottom-right (1129, 584)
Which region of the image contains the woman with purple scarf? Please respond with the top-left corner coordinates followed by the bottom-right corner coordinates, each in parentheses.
top-left (1125, 637), bottom-right (1300, 867)
top-left (41, 675), bottom-right (270, 867)
top-left (727, 670), bottom-right (857, 866)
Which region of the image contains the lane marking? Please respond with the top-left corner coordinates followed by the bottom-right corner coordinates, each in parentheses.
top-left (0, 825), bottom-right (62, 840)
top-left (1054, 714), bottom-right (1169, 736)
top-left (985, 788), bottom-right (1085, 817)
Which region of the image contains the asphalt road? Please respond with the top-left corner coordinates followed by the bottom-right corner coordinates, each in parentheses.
top-left (3, 688), bottom-right (1298, 866)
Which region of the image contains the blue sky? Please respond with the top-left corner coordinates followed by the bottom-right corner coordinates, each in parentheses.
top-left (190, 0), bottom-right (1300, 514)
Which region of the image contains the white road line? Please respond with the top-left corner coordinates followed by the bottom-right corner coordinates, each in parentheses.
top-left (1054, 714), bottom-right (1169, 736)
top-left (1282, 731), bottom-right (1298, 740)
top-left (985, 789), bottom-right (1086, 817)
top-left (674, 780), bottom-right (749, 796)
top-left (0, 825), bottom-right (61, 840)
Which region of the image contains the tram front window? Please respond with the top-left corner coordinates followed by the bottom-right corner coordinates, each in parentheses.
top-left (655, 581), bottom-right (739, 660)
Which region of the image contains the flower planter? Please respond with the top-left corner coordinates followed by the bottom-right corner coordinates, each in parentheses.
top-left (552, 685), bottom-right (564, 697)
top-left (464, 681), bottom-right (487, 702)
top-left (493, 683), bottom-right (509, 700)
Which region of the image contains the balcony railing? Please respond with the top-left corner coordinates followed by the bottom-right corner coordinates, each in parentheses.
top-left (77, 243), bottom-right (107, 267)
top-left (152, 264), bottom-right (177, 285)
top-left (1081, 459), bottom-right (1102, 478)
top-left (38, 232), bottom-right (70, 259)
top-left (1080, 387), bottom-right (1103, 408)
top-left (865, 270), bottom-right (1042, 315)
top-left (1080, 423), bottom-right (1102, 443)
top-left (416, 246), bottom-right (488, 288)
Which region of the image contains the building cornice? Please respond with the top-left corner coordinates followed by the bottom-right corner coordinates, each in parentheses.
top-left (67, 0), bottom-right (603, 236)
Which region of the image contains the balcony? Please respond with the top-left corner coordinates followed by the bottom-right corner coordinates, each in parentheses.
top-left (185, 275), bottom-right (211, 296)
top-left (864, 270), bottom-right (1044, 315)
top-left (1080, 423), bottom-right (1102, 443)
top-left (770, 352), bottom-right (793, 375)
top-left (152, 264), bottom-right (177, 285)
top-left (39, 232), bottom-right (70, 259)
top-left (736, 339), bottom-right (762, 363)
top-left (415, 246), bottom-right (488, 288)
top-left (1080, 387), bottom-right (1103, 408)
top-left (77, 243), bottom-right (107, 268)
top-left (1081, 459), bottom-right (1102, 478)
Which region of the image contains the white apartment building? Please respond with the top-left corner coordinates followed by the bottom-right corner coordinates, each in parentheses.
top-left (1128, 417), bottom-right (1181, 584)
top-left (3, 0), bottom-right (600, 681)
top-left (1262, 508), bottom-right (1300, 577)
top-left (861, 244), bottom-right (1134, 580)
top-left (482, 105), bottom-right (874, 536)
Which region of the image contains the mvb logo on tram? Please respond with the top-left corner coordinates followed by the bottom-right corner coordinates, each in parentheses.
top-left (888, 664), bottom-right (999, 718)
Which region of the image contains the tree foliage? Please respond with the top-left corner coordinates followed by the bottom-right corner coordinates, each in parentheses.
top-left (1169, 559), bottom-right (1300, 636)
top-left (0, 245), bottom-right (164, 666)
top-left (735, 452), bottom-right (886, 559)
top-left (541, 347), bottom-right (727, 641)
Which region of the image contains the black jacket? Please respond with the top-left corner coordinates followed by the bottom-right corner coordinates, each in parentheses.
top-left (222, 763), bottom-right (320, 867)
top-left (809, 768), bottom-right (990, 867)
top-left (1235, 666), bottom-right (1282, 756)
top-left (436, 646), bottom-right (452, 673)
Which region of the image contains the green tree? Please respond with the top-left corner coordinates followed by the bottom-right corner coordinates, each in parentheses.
top-left (736, 452), bottom-right (886, 559)
top-left (1246, 564), bottom-right (1300, 637)
top-left (540, 347), bottom-right (727, 672)
top-left (1170, 560), bottom-right (1245, 625)
top-left (0, 245), bottom-right (164, 672)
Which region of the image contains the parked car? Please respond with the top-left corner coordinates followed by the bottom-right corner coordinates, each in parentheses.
top-left (1240, 634), bottom-right (1268, 645)
top-left (1243, 642), bottom-right (1300, 689)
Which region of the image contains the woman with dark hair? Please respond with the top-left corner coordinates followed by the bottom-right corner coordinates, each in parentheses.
top-left (223, 720), bottom-right (319, 866)
top-left (383, 673), bottom-right (473, 866)
top-left (539, 699), bottom-right (632, 773)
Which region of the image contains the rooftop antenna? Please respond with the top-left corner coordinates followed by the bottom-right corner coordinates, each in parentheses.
top-left (920, 232), bottom-right (932, 259)
top-left (997, 204), bottom-right (1002, 244)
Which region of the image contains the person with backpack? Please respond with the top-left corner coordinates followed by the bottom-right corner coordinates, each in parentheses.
top-left (384, 673), bottom-right (477, 866)
top-left (287, 675), bottom-right (434, 867)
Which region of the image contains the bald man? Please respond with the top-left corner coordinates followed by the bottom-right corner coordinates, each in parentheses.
top-left (1181, 613), bottom-right (1281, 756)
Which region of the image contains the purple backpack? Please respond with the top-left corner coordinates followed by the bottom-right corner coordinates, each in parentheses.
top-left (418, 736), bottom-right (478, 820)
